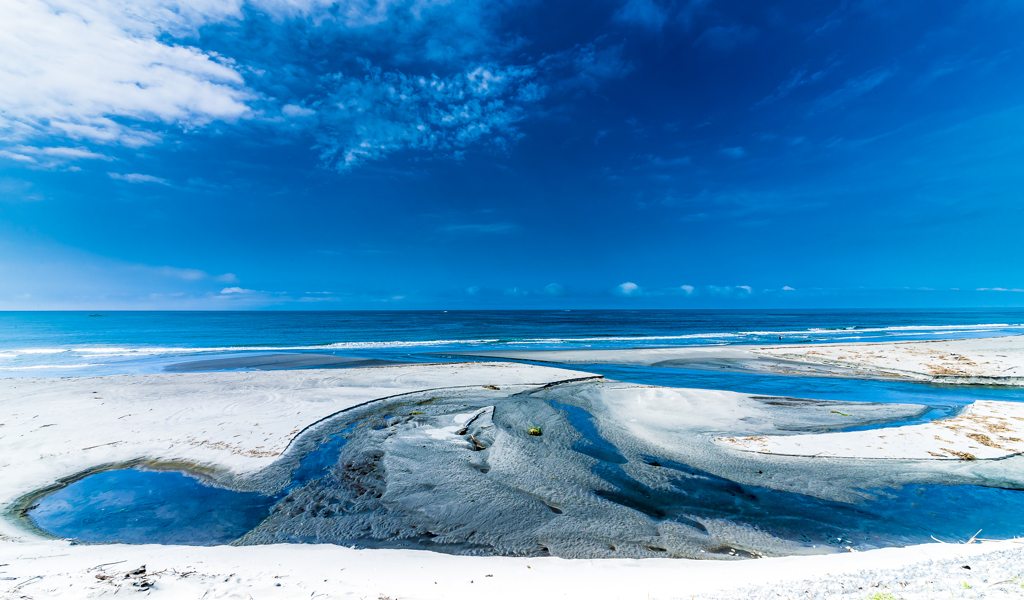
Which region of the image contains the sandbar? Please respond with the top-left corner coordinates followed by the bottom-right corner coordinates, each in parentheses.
top-left (453, 335), bottom-right (1024, 385)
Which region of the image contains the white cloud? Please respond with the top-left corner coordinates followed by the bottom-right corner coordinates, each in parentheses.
top-left (0, 0), bottom-right (455, 153)
top-left (814, 66), bottom-right (896, 112)
top-left (109, 172), bottom-right (169, 184)
top-left (0, 177), bottom-right (45, 202)
top-left (614, 0), bottom-right (667, 30)
top-left (8, 145), bottom-right (111, 160)
top-left (540, 42), bottom-right (635, 92)
top-left (719, 146), bottom-right (746, 159)
top-left (543, 283), bottom-right (565, 295)
top-left (316, 61), bottom-right (541, 170)
top-left (782, 285), bottom-right (795, 291)
top-left (755, 59), bottom-right (840, 108)
top-left (282, 104), bottom-right (316, 118)
top-left (0, 0), bottom-right (642, 172)
top-left (0, 0), bottom-right (257, 148)
top-left (161, 266), bottom-right (207, 280)
top-left (437, 222), bottom-right (519, 234)
top-left (680, 284), bottom-right (694, 294)
top-left (0, 144), bottom-right (113, 168)
top-left (616, 281), bottom-right (640, 296)
top-left (220, 286), bottom-right (253, 294)
top-left (707, 285), bottom-right (754, 296)
top-left (0, 151), bottom-right (36, 163)
top-left (161, 266), bottom-right (237, 283)
top-left (695, 24), bottom-right (757, 53)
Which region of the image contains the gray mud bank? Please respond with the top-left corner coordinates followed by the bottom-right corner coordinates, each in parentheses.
top-left (229, 380), bottom-right (1024, 558)
top-left (24, 379), bottom-right (1024, 559)
top-left (165, 353), bottom-right (407, 372)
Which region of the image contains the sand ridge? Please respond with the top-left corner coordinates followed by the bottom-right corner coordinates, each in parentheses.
top-left (715, 400), bottom-right (1024, 459)
top-left (454, 334), bottom-right (1024, 385)
top-left (752, 335), bottom-right (1024, 384)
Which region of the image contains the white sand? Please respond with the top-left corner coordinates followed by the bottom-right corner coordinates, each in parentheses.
top-left (753, 336), bottom-right (1024, 385)
top-left (715, 400), bottom-right (1024, 460)
top-left (456, 335), bottom-right (1024, 385)
top-left (1, 534), bottom-right (1020, 599)
top-left (3, 360), bottom-right (1024, 598)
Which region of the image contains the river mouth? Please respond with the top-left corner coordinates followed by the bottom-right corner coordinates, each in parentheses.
top-left (20, 380), bottom-right (1024, 558)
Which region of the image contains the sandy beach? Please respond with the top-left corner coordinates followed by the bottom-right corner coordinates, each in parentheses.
top-left (455, 335), bottom-right (1024, 385)
top-left (3, 340), bottom-right (1023, 598)
top-left (2, 536), bottom-right (1021, 599)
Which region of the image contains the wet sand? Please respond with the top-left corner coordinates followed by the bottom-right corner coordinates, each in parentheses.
top-left (164, 353), bottom-right (407, 372)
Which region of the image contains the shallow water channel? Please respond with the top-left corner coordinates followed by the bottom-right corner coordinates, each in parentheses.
top-left (23, 363), bottom-right (1024, 558)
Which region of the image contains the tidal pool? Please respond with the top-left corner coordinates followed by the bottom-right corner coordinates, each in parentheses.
top-left (28, 469), bottom-right (279, 545)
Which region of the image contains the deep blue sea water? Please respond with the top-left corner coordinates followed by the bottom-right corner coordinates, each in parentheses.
top-left (2, 309), bottom-right (1023, 378)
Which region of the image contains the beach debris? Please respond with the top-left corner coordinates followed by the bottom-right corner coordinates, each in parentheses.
top-left (90, 564), bottom-right (158, 591)
top-left (81, 440), bottom-right (122, 451)
top-left (528, 426), bottom-right (542, 436)
top-left (469, 434), bottom-right (486, 450)
top-left (830, 410), bottom-right (853, 417)
top-left (941, 448), bottom-right (976, 461)
top-left (9, 575), bottom-right (43, 592)
top-left (483, 385), bottom-right (500, 390)
top-left (87, 560), bottom-right (126, 572)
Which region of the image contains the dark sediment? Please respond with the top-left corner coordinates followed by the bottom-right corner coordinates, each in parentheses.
top-left (164, 353), bottom-right (407, 372)
top-left (24, 380), bottom-right (1024, 558)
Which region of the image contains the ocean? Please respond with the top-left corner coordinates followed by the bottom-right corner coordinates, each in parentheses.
top-left (2, 308), bottom-right (1024, 379)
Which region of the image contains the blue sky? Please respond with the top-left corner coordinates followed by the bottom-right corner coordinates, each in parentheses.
top-left (0, 0), bottom-right (1022, 309)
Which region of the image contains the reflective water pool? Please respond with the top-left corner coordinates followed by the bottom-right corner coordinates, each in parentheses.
top-left (28, 469), bottom-right (279, 545)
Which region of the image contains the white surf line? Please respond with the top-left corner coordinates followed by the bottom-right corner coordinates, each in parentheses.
top-left (714, 400), bottom-right (1024, 460)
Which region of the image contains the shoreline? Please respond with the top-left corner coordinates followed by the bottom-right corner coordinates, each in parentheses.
top-left (3, 352), bottom-right (1024, 597)
top-left (452, 334), bottom-right (1024, 386)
